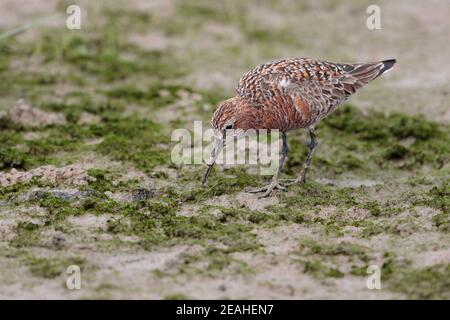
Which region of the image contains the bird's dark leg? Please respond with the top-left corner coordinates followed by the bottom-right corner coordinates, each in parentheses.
top-left (284, 126), bottom-right (318, 185)
top-left (248, 131), bottom-right (289, 198)
top-left (299, 127), bottom-right (318, 182)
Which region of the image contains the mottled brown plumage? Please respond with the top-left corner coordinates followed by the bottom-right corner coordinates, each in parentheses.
top-left (203, 58), bottom-right (396, 197)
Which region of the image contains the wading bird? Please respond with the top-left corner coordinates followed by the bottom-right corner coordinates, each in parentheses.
top-left (202, 58), bottom-right (396, 197)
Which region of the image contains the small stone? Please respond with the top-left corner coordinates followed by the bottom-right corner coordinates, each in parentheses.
top-left (131, 188), bottom-right (156, 202)
top-left (9, 99), bottom-right (66, 127)
top-left (104, 191), bottom-right (113, 198)
top-left (77, 112), bottom-right (101, 125)
top-left (51, 233), bottom-right (66, 249)
top-left (29, 190), bottom-right (47, 200)
top-left (27, 189), bottom-right (97, 201)
top-left (0, 164), bottom-right (95, 188)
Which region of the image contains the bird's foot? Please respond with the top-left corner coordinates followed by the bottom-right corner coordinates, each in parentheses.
top-left (247, 180), bottom-right (287, 198)
top-left (279, 176), bottom-right (306, 186)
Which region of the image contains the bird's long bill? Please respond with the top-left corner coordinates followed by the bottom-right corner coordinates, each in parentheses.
top-left (201, 136), bottom-right (224, 186)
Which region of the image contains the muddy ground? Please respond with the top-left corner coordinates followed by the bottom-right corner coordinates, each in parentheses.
top-left (0, 0), bottom-right (449, 299)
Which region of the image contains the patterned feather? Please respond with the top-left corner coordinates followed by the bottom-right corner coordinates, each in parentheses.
top-left (212, 58), bottom-right (396, 132)
top-left (238, 58), bottom-right (394, 128)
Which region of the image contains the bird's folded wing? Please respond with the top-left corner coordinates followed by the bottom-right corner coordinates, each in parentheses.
top-left (236, 58), bottom-right (381, 113)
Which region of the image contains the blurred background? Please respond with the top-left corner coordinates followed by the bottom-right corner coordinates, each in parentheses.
top-left (0, 0), bottom-right (449, 299)
top-left (1, 0), bottom-right (449, 120)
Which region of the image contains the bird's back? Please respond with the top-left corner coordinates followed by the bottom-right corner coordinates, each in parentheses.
top-left (236, 58), bottom-right (396, 131)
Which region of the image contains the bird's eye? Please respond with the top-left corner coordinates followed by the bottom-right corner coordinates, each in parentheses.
top-left (225, 124), bottom-right (233, 130)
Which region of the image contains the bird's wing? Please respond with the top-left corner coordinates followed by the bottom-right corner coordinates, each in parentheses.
top-left (236, 58), bottom-right (388, 114)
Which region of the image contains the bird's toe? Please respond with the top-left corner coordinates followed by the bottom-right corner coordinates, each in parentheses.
top-left (247, 181), bottom-right (286, 197)
top-left (280, 177), bottom-right (306, 186)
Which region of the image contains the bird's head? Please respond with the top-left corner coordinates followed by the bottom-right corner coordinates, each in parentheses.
top-left (212, 97), bottom-right (241, 133)
top-left (201, 96), bottom-right (258, 186)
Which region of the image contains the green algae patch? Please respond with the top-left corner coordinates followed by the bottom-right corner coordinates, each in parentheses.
top-left (177, 168), bottom-right (260, 202)
top-left (388, 264), bottom-right (450, 299)
top-left (25, 256), bottom-right (86, 279)
top-left (103, 84), bottom-right (189, 108)
top-left (323, 104), bottom-right (442, 142)
top-left (164, 293), bottom-right (191, 300)
top-left (134, 213), bottom-right (259, 253)
top-left (96, 117), bottom-right (170, 172)
top-left (292, 239), bottom-right (371, 279)
top-left (281, 182), bottom-right (358, 210)
top-left (414, 181), bottom-right (449, 213)
top-left (102, 193), bottom-right (261, 253)
top-left (301, 259), bottom-right (344, 279)
top-left (315, 104), bottom-right (450, 172)
top-left (10, 221), bottom-right (42, 248)
top-left (84, 169), bottom-right (141, 194)
top-left (298, 239), bottom-right (370, 261)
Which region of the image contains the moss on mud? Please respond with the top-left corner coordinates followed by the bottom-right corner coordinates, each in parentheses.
top-left (0, 0), bottom-right (449, 299)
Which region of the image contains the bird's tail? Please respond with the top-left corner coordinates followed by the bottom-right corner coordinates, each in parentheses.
top-left (343, 59), bottom-right (396, 90)
top-left (374, 59), bottom-right (397, 79)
